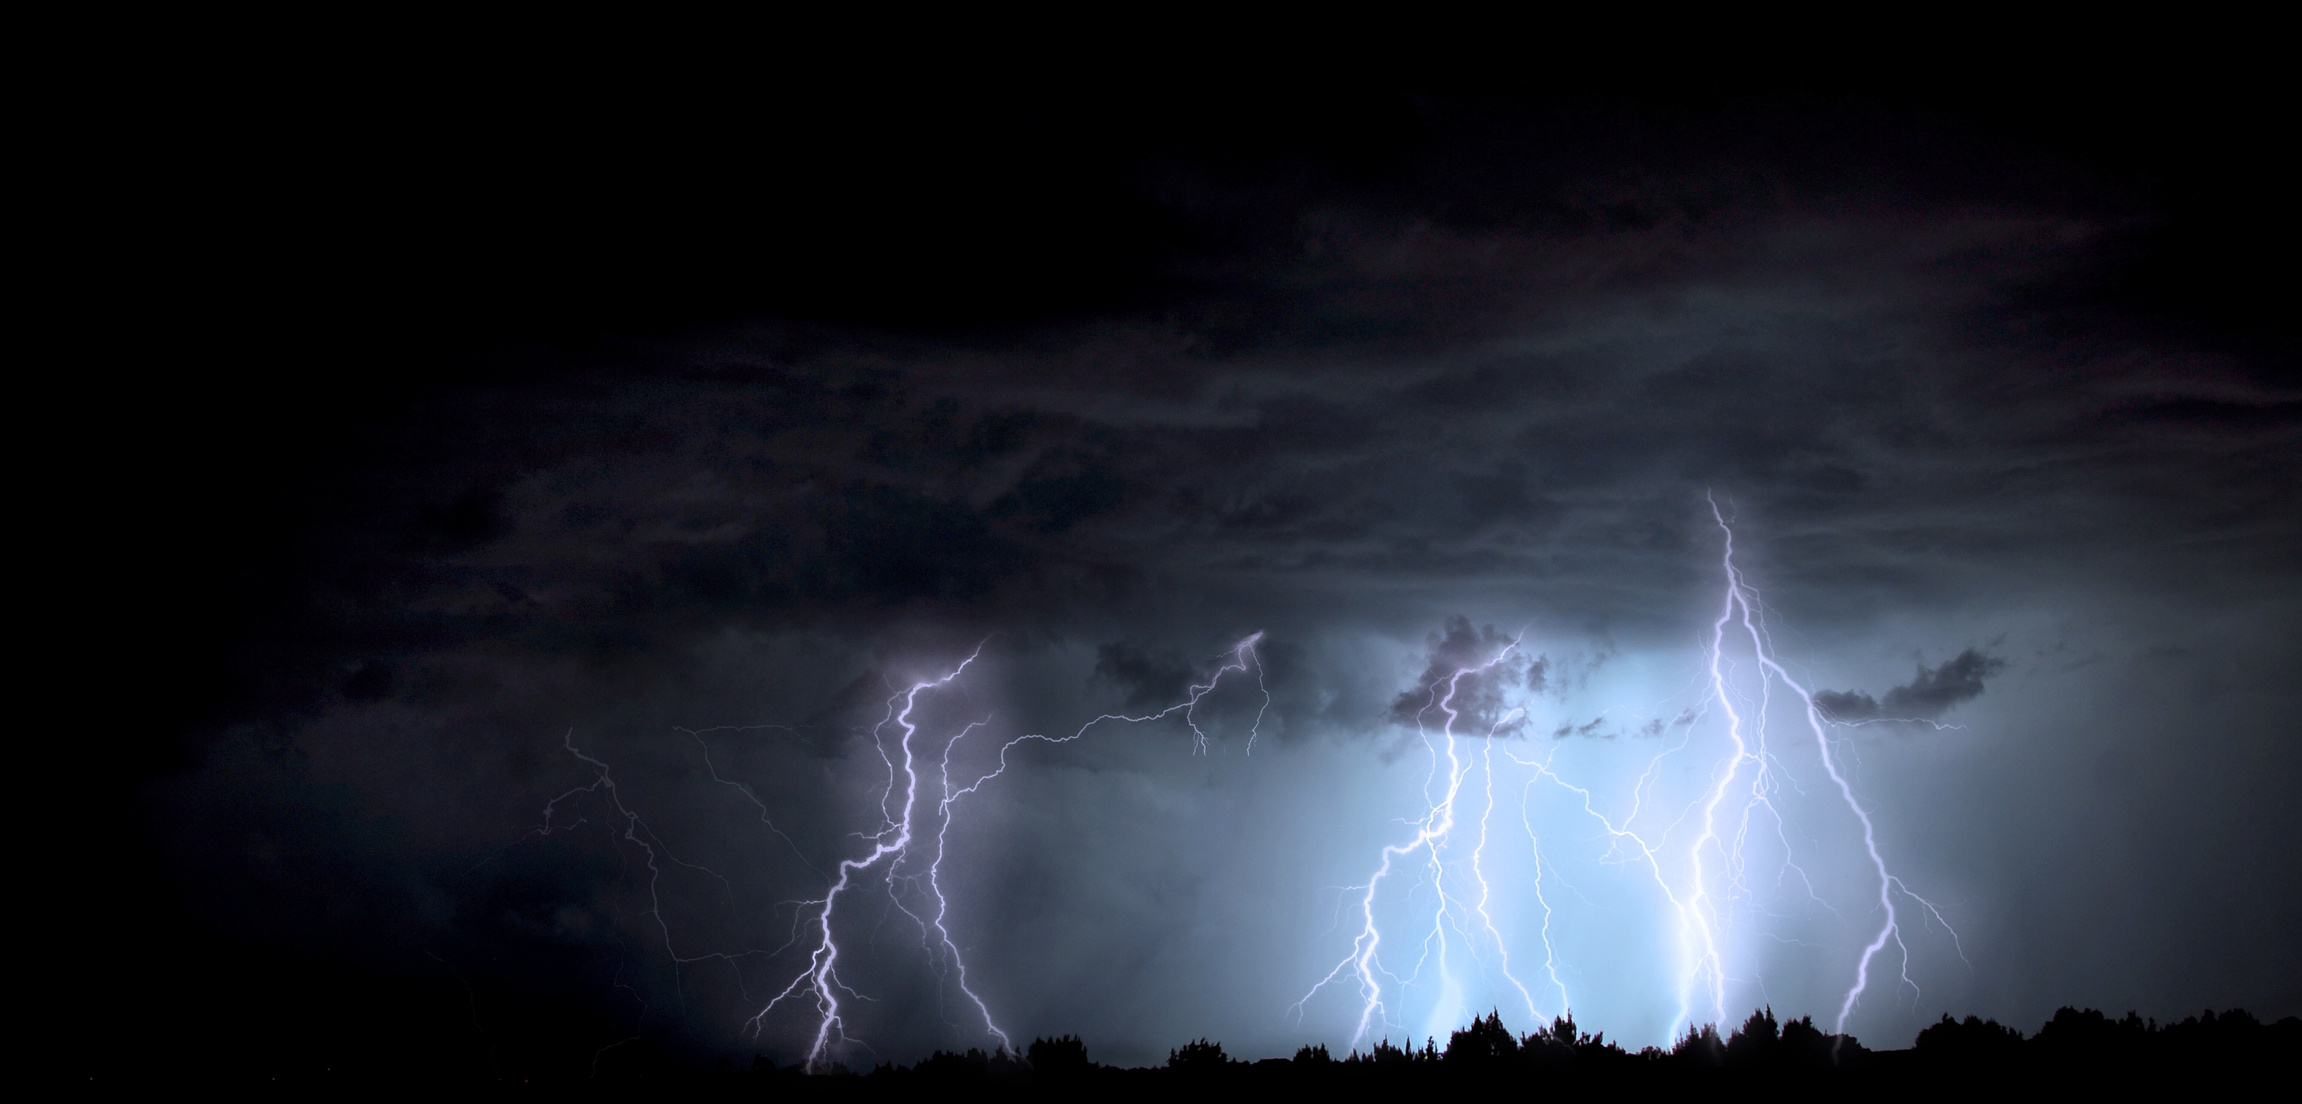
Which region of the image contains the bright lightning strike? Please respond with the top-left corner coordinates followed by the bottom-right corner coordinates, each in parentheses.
top-left (1696, 494), bottom-right (1964, 1036)
top-left (516, 504), bottom-right (1962, 1066)
top-left (745, 634), bottom-right (1268, 1068)
top-left (750, 648), bottom-right (992, 1070)
top-left (1296, 642), bottom-right (1549, 1049)
top-left (1298, 500), bottom-right (1963, 1053)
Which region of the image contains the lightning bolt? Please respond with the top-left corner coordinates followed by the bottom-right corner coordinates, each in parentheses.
top-left (515, 730), bottom-right (757, 1072)
top-left (1301, 498), bottom-right (1961, 1053)
top-left (514, 500), bottom-right (1964, 1066)
top-left (750, 647), bottom-right (988, 1070)
top-left (1517, 793), bottom-right (1571, 1014)
top-left (1296, 642), bottom-right (1537, 1050)
top-left (1472, 729), bottom-right (1541, 1023)
top-left (1507, 744), bottom-right (1698, 1037)
top-left (750, 634), bottom-right (1269, 1070)
top-left (1701, 495), bottom-right (1960, 1035)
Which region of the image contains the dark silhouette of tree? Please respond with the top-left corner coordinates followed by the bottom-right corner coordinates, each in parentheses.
top-left (1444, 1009), bottom-right (1518, 1067)
top-left (2159, 1008), bottom-right (2273, 1067)
top-left (1167, 1037), bottom-right (1230, 1073)
top-left (1778, 1014), bottom-right (1861, 1066)
top-left (487, 1003), bottom-right (2302, 1089)
top-left (1026, 1034), bottom-right (1090, 1075)
top-left (2033, 1005), bottom-right (2149, 1068)
top-left (1913, 1013), bottom-right (2024, 1066)
top-left (1724, 1007), bottom-right (1780, 1066)
top-left (908, 1045), bottom-right (1022, 1081)
top-left (1348, 1038), bottom-right (1414, 1065)
top-left (1671, 1022), bottom-right (1726, 1066)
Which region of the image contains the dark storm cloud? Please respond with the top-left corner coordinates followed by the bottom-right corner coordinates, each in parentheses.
top-left (988, 450), bottom-right (1130, 535)
top-left (1885, 649), bottom-right (2009, 716)
top-left (326, 181), bottom-right (2285, 665)
top-left (1544, 714), bottom-right (1623, 739)
top-left (1390, 618), bottom-right (1526, 735)
top-left (1815, 648), bottom-right (2009, 722)
top-left (106, 87), bottom-right (2302, 1076)
top-left (1094, 642), bottom-right (1197, 712)
top-left (174, 175), bottom-right (2291, 1071)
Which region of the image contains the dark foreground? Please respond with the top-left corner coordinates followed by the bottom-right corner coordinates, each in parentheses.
top-left (80, 1006), bottom-right (2299, 1098)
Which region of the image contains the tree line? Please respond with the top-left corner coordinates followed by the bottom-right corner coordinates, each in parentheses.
top-left (761, 1005), bottom-right (2296, 1094)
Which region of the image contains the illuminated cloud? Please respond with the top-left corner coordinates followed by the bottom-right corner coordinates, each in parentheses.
top-left (1815, 649), bottom-right (2009, 722)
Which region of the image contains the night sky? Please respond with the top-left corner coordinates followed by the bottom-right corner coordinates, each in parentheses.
top-left (73, 51), bottom-right (2296, 1079)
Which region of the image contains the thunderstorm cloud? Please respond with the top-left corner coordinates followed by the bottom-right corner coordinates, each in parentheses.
top-left (84, 75), bottom-right (2300, 1079)
top-left (1815, 649), bottom-right (2010, 722)
top-left (1390, 617), bottom-right (1527, 735)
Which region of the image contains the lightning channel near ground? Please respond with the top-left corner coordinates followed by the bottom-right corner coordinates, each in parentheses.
top-left (523, 635), bottom-right (1270, 1071)
top-left (1294, 642), bottom-right (1544, 1049)
top-left (519, 504), bottom-right (1963, 1066)
top-left (754, 634), bottom-right (1269, 1068)
top-left (1293, 499), bottom-right (1962, 1052)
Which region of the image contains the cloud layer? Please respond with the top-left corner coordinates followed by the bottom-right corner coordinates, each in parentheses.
top-left (1816, 649), bottom-right (2009, 721)
top-left (108, 92), bottom-right (2301, 1075)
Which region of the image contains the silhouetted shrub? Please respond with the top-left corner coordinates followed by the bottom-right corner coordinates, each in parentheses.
top-left (1778, 1015), bottom-right (1858, 1066)
top-left (1445, 1010), bottom-right (1518, 1066)
top-left (1517, 1013), bottom-right (1594, 1066)
top-left (1914, 1014), bottom-right (2024, 1066)
top-left (913, 1048), bottom-right (984, 1080)
top-left (1027, 1034), bottom-right (1090, 1075)
top-left (1672, 1023), bottom-right (1726, 1066)
top-left (2034, 1007), bottom-right (2149, 1067)
top-left (910, 1046), bottom-right (1022, 1081)
top-left (2159, 1008), bottom-right (2272, 1067)
top-left (824, 1003), bottom-right (2299, 1091)
top-left (1725, 1007), bottom-right (1780, 1066)
top-left (1349, 1039), bottom-right (1414, 1065)
top-left (1168, 1038), bottom-right (1230, 1072)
